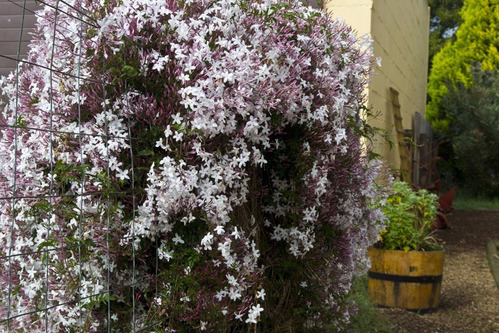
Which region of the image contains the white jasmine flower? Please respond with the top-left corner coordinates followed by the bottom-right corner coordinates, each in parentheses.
top-left (172, 112), bottom-right (183, 124)
top-left (172, 233), bottom-right (184, 244)
top-left (245, 304), bottom-right (264, 324)
top-left (214, 225), bottom-right (225, 235)
top-left (201, 233), bottom-right (214, 250)
top-left (173, 131), bottom-right (183, 142)
top-left (226, 274), bottom-right (238, 286)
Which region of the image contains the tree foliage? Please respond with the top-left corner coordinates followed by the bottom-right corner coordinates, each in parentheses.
top-left (426, 0), bottom-right (499, 131)
top-left (428, 0), bottom-right (463, 63)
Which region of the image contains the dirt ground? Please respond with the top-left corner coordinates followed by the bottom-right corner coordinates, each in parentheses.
top-left (378, 209), bottom-right (499, 332)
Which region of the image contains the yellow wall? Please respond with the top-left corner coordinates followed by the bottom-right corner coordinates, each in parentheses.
top-left (324, 0), bottom-right (430, 170)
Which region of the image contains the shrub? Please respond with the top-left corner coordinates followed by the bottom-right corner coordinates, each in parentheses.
top-left (439, 64), bottom-right (499, 198)
top-left (0, 0), bottom-right (386, 331)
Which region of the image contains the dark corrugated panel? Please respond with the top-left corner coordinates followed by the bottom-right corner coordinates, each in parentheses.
top-left (0, 1), bottom-right (40, 16)
top-left (0, 1), bottom-right (40, 77)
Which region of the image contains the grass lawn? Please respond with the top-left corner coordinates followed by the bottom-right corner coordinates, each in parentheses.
top-left (452, 191), bottom-right (498, 211)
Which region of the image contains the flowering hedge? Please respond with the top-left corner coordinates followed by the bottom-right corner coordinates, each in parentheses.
top-left (0, 0), bottom-right (386, 331)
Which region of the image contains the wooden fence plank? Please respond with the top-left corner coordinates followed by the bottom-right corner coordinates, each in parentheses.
top-left (390, 87), bottom-right (412, 183)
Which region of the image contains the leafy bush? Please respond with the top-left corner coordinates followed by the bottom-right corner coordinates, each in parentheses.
top-left (374, 181), bottom-right (440, 252)
top-left (0, 0), bottom-right (387, 331)
top-left (439, 64), bottom-right (499, 198)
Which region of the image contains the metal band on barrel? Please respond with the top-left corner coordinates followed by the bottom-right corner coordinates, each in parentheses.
top-left (368, 271), bottom-right (443, 283)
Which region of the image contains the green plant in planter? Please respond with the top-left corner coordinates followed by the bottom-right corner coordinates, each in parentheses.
top-left (368, 181), bottom-right (445, 312)
top-left (375, 181), bottom-right (441, 251)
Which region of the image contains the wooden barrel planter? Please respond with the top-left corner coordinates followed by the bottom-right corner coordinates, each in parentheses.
top-left (367, 247), bottom-right (445, 312)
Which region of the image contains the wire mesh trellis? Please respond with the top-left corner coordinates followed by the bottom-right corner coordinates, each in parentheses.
top-left (0, 1), bottom-right (152, 331)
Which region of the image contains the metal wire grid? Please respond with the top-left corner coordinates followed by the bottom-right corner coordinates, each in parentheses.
top-left (0, 1), bottom-right (155, 331)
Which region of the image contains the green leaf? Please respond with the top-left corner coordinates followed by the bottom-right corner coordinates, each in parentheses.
top-left (121, 65), bottom-right (139, 78)
top-left (38, 239), bottom-right (57, 253)
top-left (15, 115), bottom-right (27, 127)
top-left (28, 97), bottom-right (39, 107)
top-left (137, 149), bottom-right (155, 156)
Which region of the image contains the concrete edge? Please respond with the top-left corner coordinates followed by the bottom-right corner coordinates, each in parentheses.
top-left (486, 241), bottom-right (499, 288)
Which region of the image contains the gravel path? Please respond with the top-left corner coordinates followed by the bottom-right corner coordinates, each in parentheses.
top-left (378, 209), bottom-right (499, 332)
